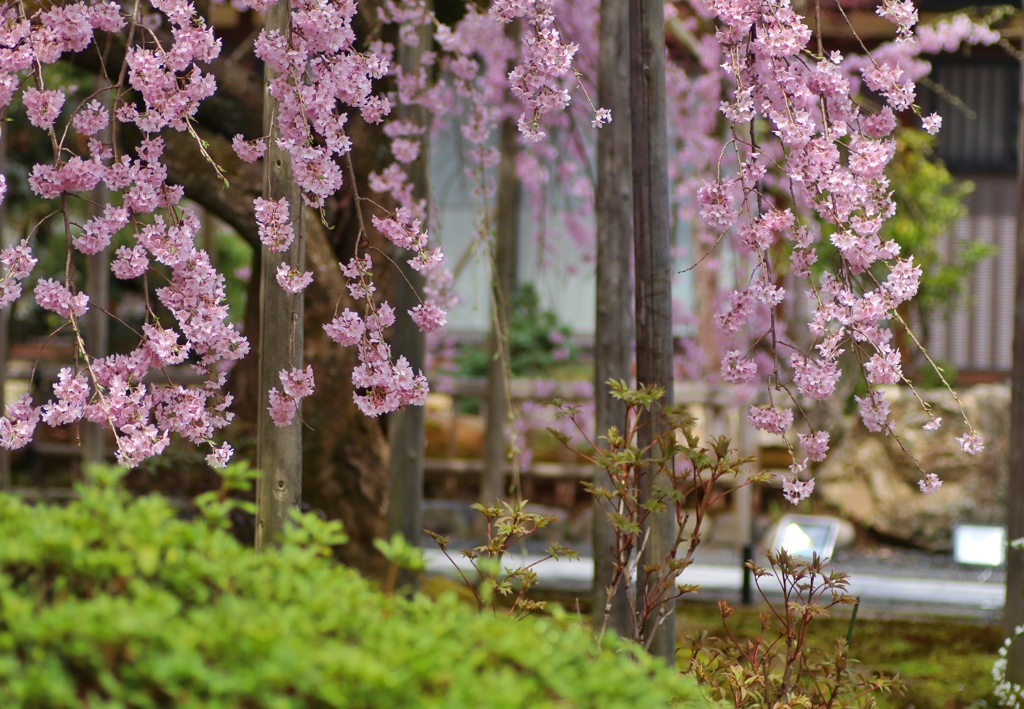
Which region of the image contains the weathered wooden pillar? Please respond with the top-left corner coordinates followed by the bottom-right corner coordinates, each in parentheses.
top-left (255, 0), bottom-right (304, 550)
top-left (630, 0), bottom-right (676, 662)
top-left (593, 0), bottom-right (633, 637)
top-left (1005, 43), bottom-right (1024, 685)
top-left (82, 121), bottom-right (112, 468)
top-left (480, 100), bottom-right (521, 513)
top-left (387, 14), bottom-right (432, 587)
top-left (0, 129), bottom-right (8, 489)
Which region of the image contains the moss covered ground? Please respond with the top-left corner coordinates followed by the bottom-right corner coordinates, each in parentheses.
top-left (674, 601), bottom-right (1003, 709)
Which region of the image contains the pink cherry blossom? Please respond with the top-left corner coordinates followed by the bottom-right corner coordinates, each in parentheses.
top-left (957, 432), bottom-right (984, 455)
top-left (35, 279), bottom-right (89, 319)
top-left (23, 88), bottom-right (65, 130)
top-left (748, 406), bottom-right (793, 436)
top-left (74, 205), bottom-right (130, 255)
top-left (720, 350), bottom-right (757, 384)
top-left (40, 367), bottom-right (89, 427)
top-left (0, 240), bottom-right (37, 309)
top-left (0, 394), bottom-right (40, 450)
top-left (797, 431), bottom-right (831, 462)
top-left (232, 135), bottom-right (267, 163)
top-left (324, 309), bottom-right (366, 347)
top-left (206, 442), bottom-right (234, 469)
top-left (280, 365), bottom-right (315, 399)
top-left (268, 388), bottom-right (298, 428)
top-left (254, 197), bottom-right (295, 252)
top-left (111, 245), bottom-right (149, 279)
top-left (409, 300), bottom-right (447, 332)
top-left (918, 473), bottom-right (942, 493)
top-left (276, 263), bottom-right (314, 294)
top-left (783, 476), bottom-right (815, 505)
top-left (855, 390), bottom-right (891, 433)
top-left (72, 100), bottom-right (109, 136)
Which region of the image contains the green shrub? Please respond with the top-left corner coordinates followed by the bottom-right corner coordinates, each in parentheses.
top-left (0, 471), bottom-right (712, 708)
top-left (457, 284), bottom-right (575, 378)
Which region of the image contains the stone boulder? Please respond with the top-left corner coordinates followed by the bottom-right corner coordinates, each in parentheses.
top-left (816, 384), bottom-right (1009, 551)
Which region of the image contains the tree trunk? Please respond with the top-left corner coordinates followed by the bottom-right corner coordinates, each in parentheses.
top-left (302, 220), bottom-right (389, 573)
top-left (1005, 47), bottom-right (1024, 686)
top-left (630, 0), bottom-right (676, 662)
top-left (593, 0), bottom-right (633, 637)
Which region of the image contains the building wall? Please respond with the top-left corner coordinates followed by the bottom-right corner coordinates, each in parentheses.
top-left (430, 127), bottom-right (695, 339)
top-left (921, 175), bottom-right (1016, 379)
top-left (918, 58), bottom-right (1019, 379)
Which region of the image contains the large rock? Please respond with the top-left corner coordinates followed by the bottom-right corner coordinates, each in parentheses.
top-left (816, 384), bottom-right (1009, 552)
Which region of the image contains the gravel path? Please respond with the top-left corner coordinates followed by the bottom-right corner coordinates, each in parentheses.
top-left (424, 533), bottom-right (1006, 585)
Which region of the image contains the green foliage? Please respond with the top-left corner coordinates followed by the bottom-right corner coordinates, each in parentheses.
top-left (192, 461), bottom-right (259, 529)
top-left (458, 284), bottom-right (575, 377)
top-left (427, 499), bottom-right (580, 619)
top-left (0, 469), bottom-right (713, 708)
top-left (558, 380), bottom-right (759, 648)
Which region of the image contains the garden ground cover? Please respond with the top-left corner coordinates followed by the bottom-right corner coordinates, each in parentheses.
top-left (674, 601), bottom-right (1004, 709)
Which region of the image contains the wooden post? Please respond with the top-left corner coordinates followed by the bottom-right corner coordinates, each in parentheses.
top-left (1005, 44), bottom-right (1024, 684)
top-left (480, 110), bottom-right (521, 513)
top-left (0, 128), bottom-right (8, 489)
top-left (733, 406), bottom-right (754, 551)
top-left (387, 16), bottom-right (431, 588)
top-left (255, 0), bottom-right (304, 550)
top-left (630, 0), bottom-right (676, 661)
top-left (82, 121), bottom-right (111, 469)
top-left (593, 0), bottom-right (633, 637)
top-left (202, 208), bottom-right (217, 268)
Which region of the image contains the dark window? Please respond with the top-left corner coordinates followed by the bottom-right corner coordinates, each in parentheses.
top-left (919, 59), bottom-right (1019, 174)
top-left (919, 0), bottom-right (986, 11)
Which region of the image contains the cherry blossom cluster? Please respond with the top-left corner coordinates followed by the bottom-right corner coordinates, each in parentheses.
top-left (0, 240), bottom-right (38, 309)
top-left (877, 0), bottom-right (918, 42)
top-left (489, 0), bottom-right (579, 141)
top-left (0, 0), bottom-right (995, 491)
top-left (120, 0), bottom-right (220, 134)
top-left (321, 237), bottom-right (437, 417)
top-left (372, 208), bottom-right (444, 277)
top-left (323, 274), bottom-right (429, 417)
top-left (0, 0), bottom-right (245, 468)
top-left (254, 197), bottom-right (295, 252)
top-left (691, 0), bottom-right (996, 501)
top-left (268, 366), bottom-right (314, 427)
top-left (241, 0), bottom-right (391, 208)
top-left (223, 0), bottom-right (461, 425)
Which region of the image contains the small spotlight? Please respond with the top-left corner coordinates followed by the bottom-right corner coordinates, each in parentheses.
top-left (771, 514), bottom-right (841, 561)
top-left (953, 524), bottom-right (1005, 566)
